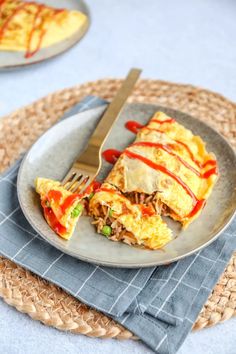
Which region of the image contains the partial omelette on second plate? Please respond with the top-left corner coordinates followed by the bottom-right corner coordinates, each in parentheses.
top-left (0, 0), bottom-right (88, 58)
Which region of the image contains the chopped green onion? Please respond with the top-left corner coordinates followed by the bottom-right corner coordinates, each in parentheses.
top-left (45, 200), bottom-right (50, 208)
top-left (101, 225), bottom-right (112, 237)
top-left (88, 192), bottom-right (94, 200)
top-left (109, 209), bottom-right (114, 217)
top-left (71, 203), bottom-right (83, 218)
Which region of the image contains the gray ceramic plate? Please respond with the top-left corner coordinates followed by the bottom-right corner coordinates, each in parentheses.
top-left (0, 0), bottom-right (89, 70)
top-left (17, 103), bottom-right (236, 268)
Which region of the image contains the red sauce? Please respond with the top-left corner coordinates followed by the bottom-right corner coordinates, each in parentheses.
top-left (47, 189), bottom-right (81, 213)
top-left (48, 190), bottom-right (62, 203)
top-left (202, 160), bottom-right (217, 168)
top-left (140, 205), bottom-right (155, 217)
top-left (124, 149), bottom-right (204, 217)
top-left (92, 181), bottom-right (102, 192)
top-left (42, 201), bottom-right (67, 236)
top-left (84, 180), bottom-right (102, 195)
top-left (102, 149), bottom-right (122, 164)
top-left (61, 194), bottom-right (81, 214)
top-left (202, 167), bottom-right (218, 179)
top-left (125, 121), bottom-right (144, 134)
top-left (186, 199), bottom-right (206, 218)
top-left (151, 118), bottom-right (175, 124)
top-left (43, 189), bottom-right (82, 236)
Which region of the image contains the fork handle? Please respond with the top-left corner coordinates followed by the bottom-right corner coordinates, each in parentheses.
top-left (87, 68), bottom-right (142, 150)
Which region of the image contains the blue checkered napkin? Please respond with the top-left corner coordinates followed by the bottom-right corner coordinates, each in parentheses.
top-left (116, 219), bottom-right (236, 353)
top-left (0, 96), bottom-right (235, 354)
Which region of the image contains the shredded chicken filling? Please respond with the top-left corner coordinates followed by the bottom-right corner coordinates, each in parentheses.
top-left (91, 204), bottom-right (136, 245)
top-left (89, 191), bottom-right (175, 246)
top-left (124, 191), bottom-right (162, 212)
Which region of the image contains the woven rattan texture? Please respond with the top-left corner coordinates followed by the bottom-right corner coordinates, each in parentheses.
top-left (0, 79), bottom-right (235, 338)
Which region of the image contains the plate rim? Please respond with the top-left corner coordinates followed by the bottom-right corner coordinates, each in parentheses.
top-left (17, 103), bottom-right (236, 268)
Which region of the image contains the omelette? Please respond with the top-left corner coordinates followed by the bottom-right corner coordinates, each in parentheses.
top-left (0, 0), bottom-right (88, 58)
top-left (35, 111), bottom-right (218, 249)
top-left (35, 178), bottom-right (84, 240)
top-left (89, 111), bottom-right (218, 249)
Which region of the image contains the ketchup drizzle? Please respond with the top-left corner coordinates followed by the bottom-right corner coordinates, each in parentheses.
top-left (47, 189), bottom-right (81, 214)
top-left (61, 194), bottom-right (81, 214)
top-left (202, 160), bottom-right (217, 168)
top-left (125, 121), bottom-right (144, 134)
top-left (131, 142), bottom-right (217, 179)
top-left (132, 142), bottom-right (201, 176)
top-left (125, 120), bottom-right (217, 170)
top-left (48, 190), bottom-right (62, 203)
top-left (102, 149), bottom-right (122, 164)
top-left (140, 205), bottom-right (155, 217)
top-left (202, 167), bottom-right (218, 179)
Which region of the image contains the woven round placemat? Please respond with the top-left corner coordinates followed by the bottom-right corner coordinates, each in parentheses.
top-left (0, 79), bottom-right (235, 338)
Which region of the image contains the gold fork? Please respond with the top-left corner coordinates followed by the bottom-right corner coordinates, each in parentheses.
top-left (62, 68), bottom-right (142, 194)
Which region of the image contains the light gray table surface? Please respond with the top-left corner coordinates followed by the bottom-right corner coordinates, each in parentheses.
top-left (0, 0), bottom-right (235, 353)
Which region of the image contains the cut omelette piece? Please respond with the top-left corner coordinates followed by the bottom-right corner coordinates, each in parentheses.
top-left (106, 111), bottom-right (218, 227)
top-left (0, 0), bottom-right (88, 57)
top-left (89, 183), bottom-right (172, 250)
top-left (35, 178), bottom-right (84, 240)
